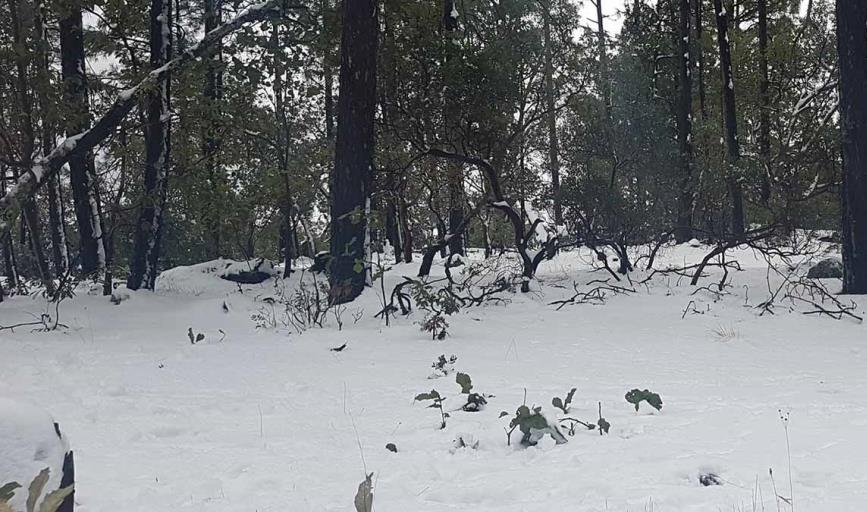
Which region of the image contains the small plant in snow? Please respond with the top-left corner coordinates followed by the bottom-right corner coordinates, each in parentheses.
top-left (625, 388), bottom-right (663, 412)
top-left (353, 472), bottom-right (374, 512)
top-left (187, 327), bottom-right (205, 344)
top-left (429, 354), bottom-right (458, 378)
top-left (552, 387), bottom-right (577, 414)
top-left (455, 372), bottom-right (489, 412)
top-left (0, 467), bottom-right (74, 512)
top-left (412, 281), bottom-right (460, 340)
top-left (500, 405), bottom-right (568, 447)
top-left (415, 389), bottom-right (449, 429)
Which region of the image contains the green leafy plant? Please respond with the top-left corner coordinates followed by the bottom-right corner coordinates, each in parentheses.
top-left (454, 372), bottom-right (489, 412)
top-left (501, 405), bottom-right (568, 446)
top-left (455, 372), bottom-right (473, 394)
top-left (625, 388), bottom-right (663, 412)
top-left (429, 354), bottom-right (458, 378)
top-left (552, 387), bottom-right (577, 414)
top-left (353, 472), bottom-right (374, 512)
top-left (462, 393), bottom-right (488, 412)
top-left (415, 389), bottom-right (449, 429)
top-left (0, 467), bottom-right (74, 512)
top-left (412, 281), bottom-right (460, 340)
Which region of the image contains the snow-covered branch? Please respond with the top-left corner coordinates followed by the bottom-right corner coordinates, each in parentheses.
top-left (0, 0), bottom-right (305, 232)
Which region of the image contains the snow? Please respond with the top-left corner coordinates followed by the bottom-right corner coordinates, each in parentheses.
top-left (2, 244), bottom-right (866, 511)
top-left (154, 258), bottom-right (277, 295)
top-left (0, 398), bottom-right (69, 511)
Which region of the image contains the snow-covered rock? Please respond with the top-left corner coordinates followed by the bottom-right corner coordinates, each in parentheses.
top-left (687, 238), bottom-right (702, 248)
top-left (109, 288), bottom-right (131, 305)
top-left (155, 258), bottom-right (276, 295)
top-left (219, 258), bottom-right (276, 284)
top-left (0, 398), bottom-right (73, 512)
top-left (807, 257), bottom-right (843, 279)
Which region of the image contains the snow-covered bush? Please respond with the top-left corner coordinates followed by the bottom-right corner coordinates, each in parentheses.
top-left (251, 272), bottom-right (335, 334)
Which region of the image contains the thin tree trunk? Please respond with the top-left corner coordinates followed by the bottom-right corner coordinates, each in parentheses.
top-left (128, 0), bottom-right (172, 290)
top-left (443, 0), bottom-right (465, 256)
top-left (695, 0), bottom-right (707, 119)
top-left (543, 0), bottom-right (562, 225)
top-left (33, 0), bottom-right (69, 276)
top-left (713, 0), bottom-right (745, 237)
top-left (399, 195), bottom-right (413, 263)
top-left (674, 0), bottom-right (694, 243)
top-left (59, 0), bottom-right (107, 277)
top-left (203, 0), bottom-right (223, 259)
top-left (836, 0), bottom-right (867, 294)
top-left (757, 0), bottom-right (772, 205)
top-left (8, 0), bottom-right (54, 294)
top-left (272, 21), bottom-right (295, 277)
top-left (328, 0), bottom-right (377, 304)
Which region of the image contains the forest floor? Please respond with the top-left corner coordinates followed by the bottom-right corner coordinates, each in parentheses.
top-left (1, 241), bottom-right (866, 511)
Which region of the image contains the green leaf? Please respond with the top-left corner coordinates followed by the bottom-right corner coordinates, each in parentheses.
top-left (0, 482), bottom-right (21, 503)
top-left (625, 389), bottom-right (663, 412)
top-left (455, 372), bottom-right (473, 394)
top-left (498, 411), bottom-right (510, 418)
top-left (353, 259), bottom-right (365, 274)
top-left (564, 388), bottom-right (577, 408)
top-left (415, 390), bottom-right (441, 402)
top-left (353, 472), bottom-right (374, 512)
top-left (27, 468), bottom-right (50, 512)
top-left (39, 485), bottom-right (74, 512)
top-left (597, 417), bottom-right (611, 434)
top-left (187, 327), bottom-right (194, 344)
top-left (552, 397), bottom-right (564, 412)
top-left (195, 333), bottom-right (205, 343)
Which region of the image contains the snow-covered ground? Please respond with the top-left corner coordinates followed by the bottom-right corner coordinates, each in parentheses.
top-left (1, 243), bottom-right (865, 511)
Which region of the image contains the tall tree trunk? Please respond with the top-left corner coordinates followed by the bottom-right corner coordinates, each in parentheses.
top-left (443, 0), bottom-right (465, 256)
top-left (271, 21), bottom-right (295, 278)
top-left (695, 0), bottom-right (707, 119)
top-left (59, 0), bottom-right (107, 277)
top-left (836, 0), bottom-right (867, 294)
top-left (128, 0), bottom-right (172, 290)
top-left (203, 0), bottom-right (223, 258)
top-left (321, 0), bottom-right (335, 141)
top-left (713, 0), bottom-right (745, 237)
top-left (542, 0), bottom-right (562, 225)
top-left (674, 0), bottom-right (694, 243)
top-left (757, 0), bottom-right (771, 206)
top-left (8, 0), bottom-right (54, 294)
top-left (328, 0), bottom-right (377, 304)
top-left (34, 0), bottom-right (68, 276)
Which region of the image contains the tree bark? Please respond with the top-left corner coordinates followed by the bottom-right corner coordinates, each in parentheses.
top-left (757, 0), bottom-right (771, 205)
top-left (674, 0), bottom-right (694, 243)
top-left (443, 0), bottom-right (465, 256)
top-left (713, 0), bottom-right (745, 237)
top-left (695, 0), bottom-right (707, 119)
top-left (59, 0), bottom-right (107, 277)
top-left (271, 21), bottom-right (295, 277)
top-left (8, 0), bottom-right (54, 294)
top-left (836, 0), bottom-right (867, 294)
top-left (203, 0), bottom-right (224, 258)
top-left (542, 0), bottom-right (562, 225)
top-left (328, 0), bottom-right (378, 304)
top-left (128, 0), bottom-right (172, 290)
top-left (34, 0), bottom-right (69, 276)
